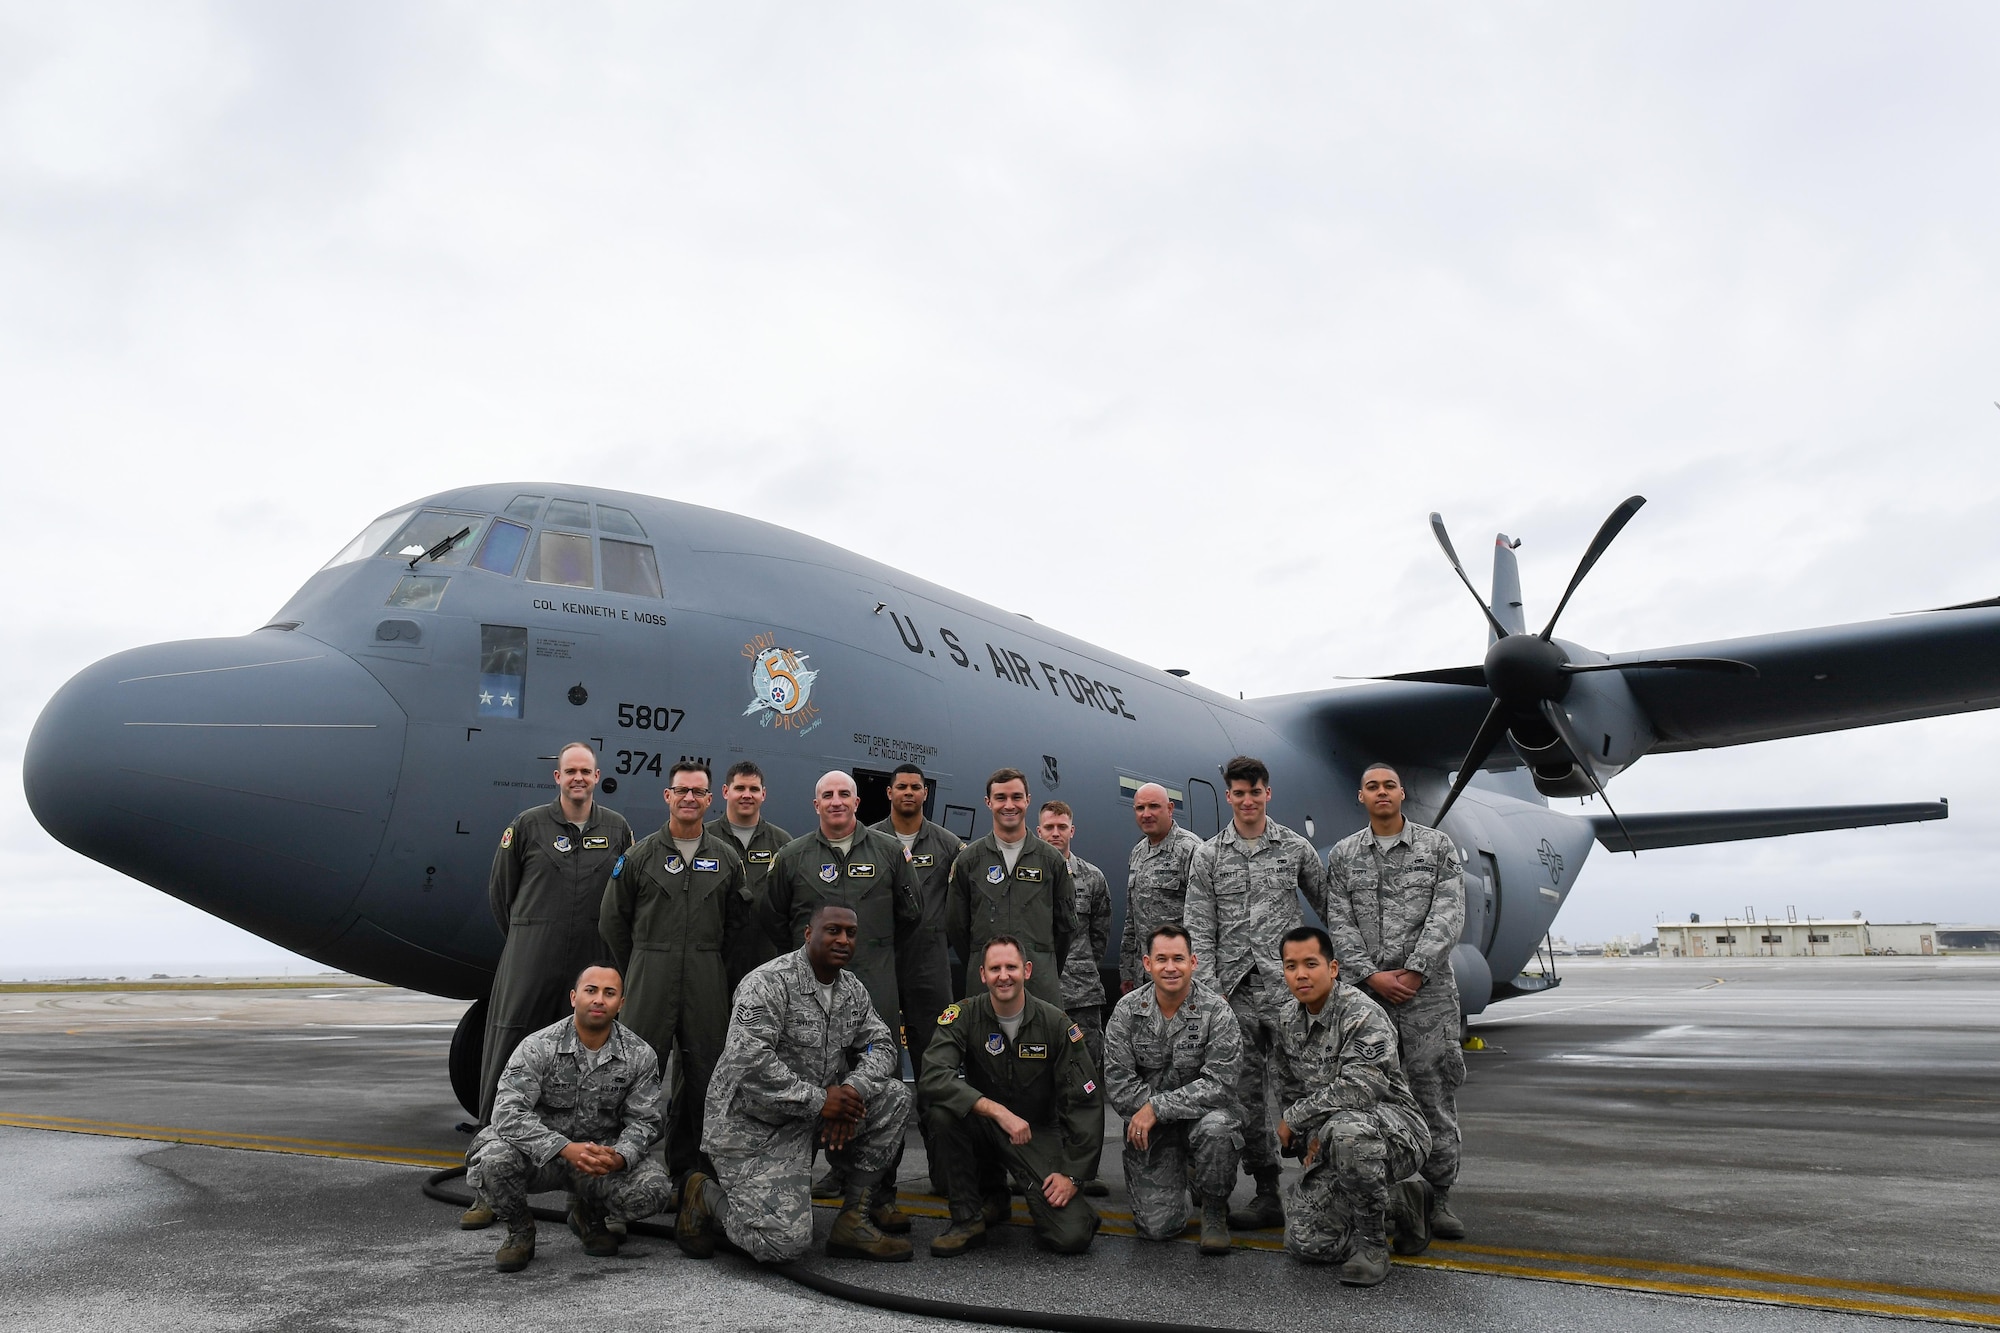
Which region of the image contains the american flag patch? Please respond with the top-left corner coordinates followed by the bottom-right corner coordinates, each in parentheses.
top-left (1067, 1023), bottom-right (1083, 1043)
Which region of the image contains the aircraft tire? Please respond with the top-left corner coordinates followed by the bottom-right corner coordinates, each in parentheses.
top-left (449, 995), bottom-right (487, 1118)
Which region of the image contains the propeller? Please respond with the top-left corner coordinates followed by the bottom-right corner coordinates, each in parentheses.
top-left (1402, 496), bottom-right (1758, 841)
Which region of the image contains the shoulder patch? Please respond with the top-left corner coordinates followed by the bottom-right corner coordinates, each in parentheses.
top-left (611, 854), bottom-right (625, 878)
top-left (500, 826), bottom-right (514, 849)
top-left (938, 1003), bottom-right (960, 1026)
top-left (1067, 1022), bottom-right (1084, 1043)
top-left (1353, 1036), bottom-right (1389, 1061)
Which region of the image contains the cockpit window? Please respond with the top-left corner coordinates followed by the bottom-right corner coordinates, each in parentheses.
top-left (597, 506), bottom-right (646, 538)
top-left (382, 510), bottom-right (488, 567)
top-left (386, 575), bottom-right (449, 611)
top-left (503, 494), bottom-right (545, 520)
top-left (321, 508), bottom-right (416, 570)
top-left (601, 540), bottom-right (663, 597)
top-left (527, 531), bottom-right (593, 587)
top-left (544, 498), bottom-right (592, 530)
top-left (472, 520), bottom-right (530, 576)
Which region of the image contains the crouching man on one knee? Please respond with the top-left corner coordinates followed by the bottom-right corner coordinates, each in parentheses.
top-left (677, 903), bottom-right (913, 1264)
top-left (1270, 927), bottom-right (1433, 1287)
top-left (466, 963), bottom-right (672, 1272)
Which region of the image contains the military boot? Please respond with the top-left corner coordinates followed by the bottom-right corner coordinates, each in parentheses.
top-left (980, 1191), bottom-right (1014, 1228)
top-left (869, 1184), bottom-right (912, 1235)
top-left (494, 1222), bottom-right (536, 1272)
top-left (675, 1170), bottom-right (721, 1259)
top-left (1338, 1238), bottom-right (1392, 1287)
top-left (567, 1197), bottom-right (619, 1258)
top-left (929, 1216), bottom-right (987, 1257)
top-left (1198, 1197), bottom-right (1232, 1256)
top-left (1227, 1166), bottom-right (1284, 1230)
top-left (459, 1194), bottom-right (496, 1230)
top-left (1390, 1178), bottom-right (1434, 1256)
top-left (810, 1162), bottom-right (846, 1202)
top-left (826, 1206), bottom-right (915, 1262)
top-left (1428, 1186), bottom-right (1466, 1240)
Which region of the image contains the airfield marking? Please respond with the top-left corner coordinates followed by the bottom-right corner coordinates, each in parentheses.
top-left (0, 1112), bottom-right (462, 1168)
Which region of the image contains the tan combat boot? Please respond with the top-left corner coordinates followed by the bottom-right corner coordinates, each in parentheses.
top-left (929, 1216), bottom-right (987, 1257)
top-left (459, 1195), bottom-right (496, 1230)
top-left (1338, 1239), bottom-right (1391, 1287)
top-left (1428, 1186), bottom-right (1466, 1239)
top-left (567, 1197), bottom-right (619, 1258)
top-left (494, 1222), bottom-right (536, 1272)
top-left (1390, 1178), bottom-right (1434, 1256)
top-left (869, 1184), bottom-right (912, 1235)
top-left (675, 1170), bottom-right (720, 1259)
top-left (826, 1205), bottom-right (915, 1262)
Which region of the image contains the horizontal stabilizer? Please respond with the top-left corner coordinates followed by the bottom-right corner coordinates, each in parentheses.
top-left (1589, 800), bottom-right (1947, 853)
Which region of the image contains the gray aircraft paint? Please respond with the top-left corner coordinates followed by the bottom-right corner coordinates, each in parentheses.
top-left (22, 482), bottom-right (1980, 1015)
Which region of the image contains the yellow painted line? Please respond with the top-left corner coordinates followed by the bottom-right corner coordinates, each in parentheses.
top-left (0, 1112), bottom-right (462, 1168)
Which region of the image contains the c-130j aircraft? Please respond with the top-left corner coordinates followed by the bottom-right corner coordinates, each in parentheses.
top-left (24, 485), bottom-right (1986, 1110)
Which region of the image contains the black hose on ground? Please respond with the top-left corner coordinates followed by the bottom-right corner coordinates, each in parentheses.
top-left (422, 1166), bottom-right (1261, 1333)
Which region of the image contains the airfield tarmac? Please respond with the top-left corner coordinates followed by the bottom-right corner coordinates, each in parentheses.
top-left (2, 957), bottom-right (1997, 1331)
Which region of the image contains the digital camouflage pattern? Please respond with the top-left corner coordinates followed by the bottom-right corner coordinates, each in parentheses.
top-left (1184, 820), bottom-right (1328, 1171)
top-left (1061, 854), bottom-right (1112, 1010)
top-left (1102, 979), bottom-right (1243, 1240)
top-left (764, 826), bottom-right (925, 1048)
top-left (702, 947), bottom-right (911, 1263)
top-left (479, 801), bottom-right (634, 1122)
top-left (1266, 982), bottom-right (1430, 1264)
top-left (1120, 824), bottom-right (1204, 986)
top-left (465, 1015), bottom-right (671, 1225)
top-left (1324, 819), bottom-right (1466, 1190)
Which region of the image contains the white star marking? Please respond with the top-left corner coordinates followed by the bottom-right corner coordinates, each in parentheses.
top-left (479, 691), bottom-right (493, 705)
top-left (500, 693), bottom-right (516, 707)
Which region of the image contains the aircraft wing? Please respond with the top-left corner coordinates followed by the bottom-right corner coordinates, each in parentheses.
top-left (1615, 606), bottom-right (2000, 753)
top-left (1588, 801), bottom-right (1948, 852)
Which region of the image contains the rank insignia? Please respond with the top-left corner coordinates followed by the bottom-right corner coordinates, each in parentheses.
top-left (1354, 1037), bottom-right (1388, 1061)
top-left (938, 1004), bottom-right (960, 1026)
top-left (500, 827), bottom-right (514, 849)
top-left (986, 865), bottom-right (1006, 885)
top-left (1067, 1023), bottom-right (1084, 1043)
top-left (986, 1033), bottom-right (1006, 1055)
top-left (693, 857), bottom-right (719, 872)
top-left (582, 835), bottom-right (610, 850)
top-left (553, 835), bottom-right (573, 853)
top-left (663, 854), bottom-right (684, 874)
top-left (819, 863), bottom-right (839, 883)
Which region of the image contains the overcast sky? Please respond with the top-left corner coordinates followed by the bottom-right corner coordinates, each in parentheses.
top-left (6, 3), bottom-right (2000, 975)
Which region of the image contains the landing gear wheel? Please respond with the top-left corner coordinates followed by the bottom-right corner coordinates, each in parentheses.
top-left (450, 995), bottom-right (488, 1118)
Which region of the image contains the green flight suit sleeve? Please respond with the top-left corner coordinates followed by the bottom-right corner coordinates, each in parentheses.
top-left (1054, 1017), bottom-right (1105, 1178)
top-left (763, 846), bottom-right (799, 954)
top-left (889, 845), bottom-right (923, 946)
top-left (719, 845), bottom-right (752, 956)
top-left (488, 818), bottom-right (525, 934)
top-left (919, 1005), bottom-right (980, 1120)
top-left (943, 848), bottom-right (972, 969)
top-left (599, 848), bottom-right (638, 972)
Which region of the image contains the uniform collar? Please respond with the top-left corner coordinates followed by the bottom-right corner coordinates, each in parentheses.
top-left (556, 1017), bottom-right (627, 1061)
top-left (1371, 820), bottom-right (1414, 851)
top-left (1220, 819), bottom-right (1279, 852)
top-left (811, 826), bottom-right (868, 852)
top-left (785, 946), bottom-right (846, 994)
top-left (549, 800), bottom-right (603, 833)
top-left (1139, 825), bottom-right (1189, 856)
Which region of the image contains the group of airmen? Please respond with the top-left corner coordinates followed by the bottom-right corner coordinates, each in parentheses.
top-left (462, 745), bottom-right (1467, 1289)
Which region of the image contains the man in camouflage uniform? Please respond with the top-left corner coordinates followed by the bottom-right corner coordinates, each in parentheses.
top-left (1184, 754), bottom-right (1329, 1231)
top-left (1324, 762), bottom-right (1468, 1239)
top-left (1120, 782), bottom-right (1204, 994)
top-left (1039, 799), bottom-right (1113, 1195)
top-left (920, 936), bottom-right (1103, 1257)
top-left (945, 768), bottom-right (1078, 1012)
top-left (1102, 922), bottom-right (1243, 1254)
top-left (1269, 926), bottom-right (1432, 1286)
top-left (469, 741), bottom-right (635, 1227)
top-left (709, 760), bottom-right (793, 986)
top-left (599, 760), bottom-right (750, 1178)
top-left (677, 903), bottom-right (913, 1264)
top-left (464, 964), bottom-right (672, 1271)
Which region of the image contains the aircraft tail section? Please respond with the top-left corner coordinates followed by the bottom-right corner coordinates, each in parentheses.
top-left (1588, 800), bottom-right (1946, 853)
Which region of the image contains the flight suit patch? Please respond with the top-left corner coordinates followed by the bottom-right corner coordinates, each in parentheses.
top-left (986, 1033), bottom-right (1006, 1054)
top-left (985, 865), bottom-right (1005, 885)
top-left (1084, 1079), bottom-right (1097, 1094)
top-left (663, 855), bottom-right (684, 873)
top-left (1015, 867), bottom-right (1043, 883)
top-left (819, 863), bottom-right (839, 883)
top-left (749, 850), bottom-right (774, 863)
top-left (847, 863), bottom-right (876, 878)
top-left (582, 835), bottom-right (610, 850)
top-left (611, 855), bottom-right (625, 877)
top-left (693, 857), bottom-right (719, 872)
top-left (911, 854), bottom-right (934, 868)
top-left (1019, 1042), bottom-right (1048, 1059)
top-left (939, 1004), bottom-right (960, 1026)
top-left (500, 827), bottom-right (514, 849)
top-left (553, 836), bottom-right (573, 853)
top-left (1067, 1023), bottom-right (1084, 1043)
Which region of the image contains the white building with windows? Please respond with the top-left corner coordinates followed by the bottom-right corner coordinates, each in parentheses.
top-left (1654, 918), bottom-right (1936, 958)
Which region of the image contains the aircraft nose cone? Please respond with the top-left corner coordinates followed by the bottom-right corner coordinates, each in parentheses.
top-left (23, 635), bottom-right (408, 957)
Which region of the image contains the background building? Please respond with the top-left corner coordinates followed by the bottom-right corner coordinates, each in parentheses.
top-left (1655, 917), bottom-right (1936, 958)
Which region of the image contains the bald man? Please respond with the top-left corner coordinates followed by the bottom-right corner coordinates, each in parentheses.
top-left (1120, 782), bottom-right (1204, 993)
top-left (765, 771), bottom-right (929, 1219)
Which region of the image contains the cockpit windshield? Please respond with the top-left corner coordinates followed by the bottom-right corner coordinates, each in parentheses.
top-left (381, 510), bottom-right (489, 567)
top-left (321, 508), bottom-right (416, 571)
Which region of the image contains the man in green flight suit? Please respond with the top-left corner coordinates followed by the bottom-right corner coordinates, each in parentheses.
top-left (709, 760), bottom-right (792, 987)
top-left (945, 768), bottom-right (1078, 1012)
top-left (921, 935), bottom-right (1103, 1256)
top-left (600, 760), bottom-right (750, 1179)
top-left (464, 742), bottom-right (634, 1229)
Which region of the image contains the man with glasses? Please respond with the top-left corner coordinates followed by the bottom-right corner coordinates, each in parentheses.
top-left (601, 761), bottom-right (750, 1179)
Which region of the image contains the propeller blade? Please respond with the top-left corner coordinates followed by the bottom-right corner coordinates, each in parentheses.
top-left (1559, 656), bottom-right (1759, 677)
top-left (1538, 495), bottom-right (1647, 640)
top-left (1538, 699), bottom-right (1638, 857)
top-left (1430, 512), bottom-right (1512, 642)
top-left (1905, 594), bottom-right (2000, 614)
top-left (1341, 665), bottom-right (1488, 687)
top-left (1433, 698), bottom-right (1512, 826)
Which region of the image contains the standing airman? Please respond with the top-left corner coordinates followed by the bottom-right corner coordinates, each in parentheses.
top-left (1121, 783), bottom-right (1204, 994)
top-left (709, 760), bottom-right (793, 986)
top-left (945, 769), bottom-right (1078, 1012)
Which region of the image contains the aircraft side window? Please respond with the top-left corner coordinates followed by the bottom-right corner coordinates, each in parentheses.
top-left (479, 625), bottom-right (527, 718)
top-left (386, 575), bottom-right (449, 611)
top-left (544, 498), bottom-right (592, 530)
top-left (321, 508), bottom-right (416, 570)
top-left (600, 539), bottom-right (663, 598)
top-left (597, 505), bottom-right (646, 538)
top-left (527, 531), bottom-right (594, 587)
top-left (504, 494), bottom-right (545, 520)
top-left (382, 509), bottom-right (488, 567)
top-left (472, 520), bottom-right (530, 577)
